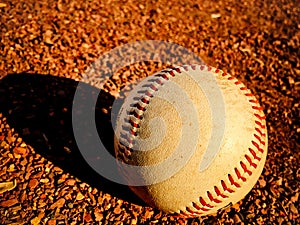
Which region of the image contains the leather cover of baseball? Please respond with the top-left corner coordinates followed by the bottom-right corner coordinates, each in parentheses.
top-left (114, 65), bottom-right (268, 217)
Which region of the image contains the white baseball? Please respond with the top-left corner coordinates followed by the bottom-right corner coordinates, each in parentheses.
top-left (114, 64), bottom-right (268, 217)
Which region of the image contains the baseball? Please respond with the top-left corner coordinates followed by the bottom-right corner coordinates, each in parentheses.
top-left (114, 64), bottom-right (268, 217)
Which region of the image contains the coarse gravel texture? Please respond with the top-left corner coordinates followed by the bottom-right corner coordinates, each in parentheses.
top-left (0, 0), bottom-right (299, 224)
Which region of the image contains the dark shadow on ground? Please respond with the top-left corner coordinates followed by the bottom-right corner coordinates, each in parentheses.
top-left (0, 73), bottom-right (145, 206)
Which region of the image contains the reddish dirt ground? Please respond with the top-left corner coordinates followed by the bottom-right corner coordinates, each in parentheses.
top-left (0, 0), bottom-right (299, 224)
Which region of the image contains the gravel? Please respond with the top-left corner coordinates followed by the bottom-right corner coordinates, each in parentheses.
top-left (0, 0), bottom-right (299, 224)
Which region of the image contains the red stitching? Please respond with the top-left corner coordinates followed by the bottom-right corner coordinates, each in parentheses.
top-left (207, 191), bottom-right (222, 203)
top-left (136, 103), bottom-right (146, 111)
top-left (155, 79), bottom-right (164, 85)
top-left (145, 90), bottom-right (153, 97)
top-left (186, 207), bottom-right (194, 213)
top-left (183, 65), bottom-right (189, 71)
top-left (129, 119), bottom-right (139, 128)
top-left (192, 202), bottom-right (201, 210)
top-left (228, 76), bottom-right (234, 80)
top-left (180, 210), bottom-right (191, 217)
top-left (200, 65), bottom-right (205, 70)
top-left (130, 129), bottom-right (137, 136)
top-left (240, 161), bottom-right (252, 175)
top-left (228, 174), bottom-right (241, 188)
top-left (248, 148), bottom-right (261, 161)
top-left (240, 87), bottom-right (248, 91)
top-left (191, 65), bottom-right (196, 70)
top-left (252, 141), bottom-right (264, 153)
top-left (215, 69), bottom-right (220, 73)
top-left (245, 154), bottom-right (258, 168)
top-left (124, 149), bottom-right (131, 157)
top-left (141, 98), bottom-right (149, 104)
top-left (254, 113), bottom-right (266, 120)
top-left (131, 110), bottom-right (142, 119)
top-left (186, 207), bottom-right (204, 215)
top-left (221, 180), bottom-right (234, 193)
top-left (234, 81), bottom-right (242, 85)
top-left (160, 74), bottom-right (169, 80)
top-left (150, 84), bottom-right (158, 91)
top-left (252, 106), bottom-right (264, 111)
top-left (255, 120), bottom-right (266, 129)
top-left (175, 68), bottom-right (181, 73)
top-left (249, 99), bottom-right (259, 103)
top-left (245, 93), bottom-right (254, 96)
top-left (214, 186), bottom-right (228, 198)
top-left (254, 134), bottom-right (265, 145)
top-left (199, 197), bottom-right (213, 208)
top-left (169, 70), bottom-right (175, 76)
top-left (120, 144), bottom-right (130, 156)
top-left (234, 168), bottom-right (247, 182)
top-left (222, 72), bottom-right (227, 76)
top-left (192, 202), bottom-right (209, 212)
top-left (207, 66), bottom-right (212, 71)
top-left (255, 128), bottom-right (266, 137)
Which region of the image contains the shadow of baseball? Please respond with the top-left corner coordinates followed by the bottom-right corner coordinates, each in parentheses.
top-left (0, 73), bottom-right (146, 206)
